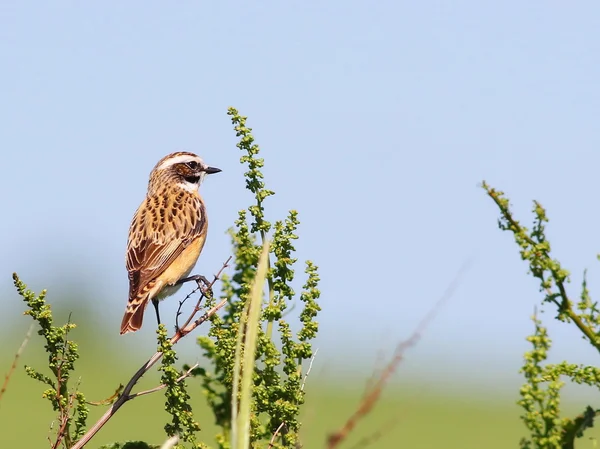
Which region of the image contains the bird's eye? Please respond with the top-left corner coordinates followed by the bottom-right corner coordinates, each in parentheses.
top-left (186, 161), bottom-right (199, 170)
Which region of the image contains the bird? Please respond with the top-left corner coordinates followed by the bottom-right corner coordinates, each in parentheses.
top-left (120, 151), bottom-right (221, 335)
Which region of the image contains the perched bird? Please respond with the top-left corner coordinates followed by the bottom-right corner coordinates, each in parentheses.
top-left (120, 151), bottom-right (221, 334)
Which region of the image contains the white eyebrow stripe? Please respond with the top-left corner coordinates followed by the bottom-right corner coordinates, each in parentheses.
top-left (156, 154), bottom-right (203, 170)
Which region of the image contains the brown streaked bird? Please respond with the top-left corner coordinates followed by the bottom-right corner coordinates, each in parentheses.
top-left (120, 151), bottom-right (221, 335)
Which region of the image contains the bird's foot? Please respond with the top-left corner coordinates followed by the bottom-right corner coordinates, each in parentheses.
top-left (177, 274), bottom-right (213, 297)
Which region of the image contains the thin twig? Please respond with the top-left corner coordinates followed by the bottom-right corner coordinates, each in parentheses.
top-left (179, 258), bottom-right (231, 333)
top-left (0, 323), bottom-right (34, 404)
top-left (326, 261), bottom-right (471, 449)
top-left (268, 422), bottom-right (287, 449)
top-left (175, 282), bottom-right (204, 330)
top-left (128, 363), bottom-right (199, 399)
top-left (301, 348), bottom-right (318, 392)
top-left (86, 385), bottom-right (124, 406)
top-left (71, 257), bottom-right (231, 449)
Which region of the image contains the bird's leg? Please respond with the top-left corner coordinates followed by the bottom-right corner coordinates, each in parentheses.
top-left (176, 274), bottom-right (213, 296)
top-left (152, 298), bottom-right (162, 325)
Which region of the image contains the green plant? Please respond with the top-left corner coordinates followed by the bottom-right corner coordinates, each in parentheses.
top-left (12, 274), bottom-right (89, 449)
top-left (194, 107), bottom-right (321, 449)
top-left (483, 181), bottom-right (600, 449)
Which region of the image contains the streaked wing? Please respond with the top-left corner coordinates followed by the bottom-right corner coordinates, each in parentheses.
top-left (126, 189), bottom-right (205, 301)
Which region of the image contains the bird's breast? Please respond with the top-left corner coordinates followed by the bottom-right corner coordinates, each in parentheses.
top-left (154, 234), bottom-right (206, 300)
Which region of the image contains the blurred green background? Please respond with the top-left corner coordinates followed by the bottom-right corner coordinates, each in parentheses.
top-left (2, 301), bottom-right (600, 449)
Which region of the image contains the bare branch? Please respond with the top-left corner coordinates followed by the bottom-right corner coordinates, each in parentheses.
top-left (178, 266), bottom-right (227, 334)
top-left (175, 280), bottom-right (205, 330)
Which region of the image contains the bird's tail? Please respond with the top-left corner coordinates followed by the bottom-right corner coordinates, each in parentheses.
top-left (120, 294), bottom-right (149, 334)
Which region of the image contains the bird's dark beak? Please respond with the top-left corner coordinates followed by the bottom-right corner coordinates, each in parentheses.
top-left (204, 166), bottom-right (222, 175)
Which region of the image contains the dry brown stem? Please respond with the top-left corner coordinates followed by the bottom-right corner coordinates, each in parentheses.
top-left (0, 323), bottom-right (33, 404)
top-left (326, 261), bottom-right (470, 448)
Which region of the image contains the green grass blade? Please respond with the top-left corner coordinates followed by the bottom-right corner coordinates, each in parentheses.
top-left (234, 240), bottom-right (270, 449)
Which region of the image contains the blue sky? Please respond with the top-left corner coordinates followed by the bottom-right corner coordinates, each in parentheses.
top-left (1, 2), bottom-right (600, 389)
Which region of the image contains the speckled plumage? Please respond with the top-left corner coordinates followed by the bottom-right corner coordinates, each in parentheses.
top-left (120, 151), bottom-right (220, 334)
